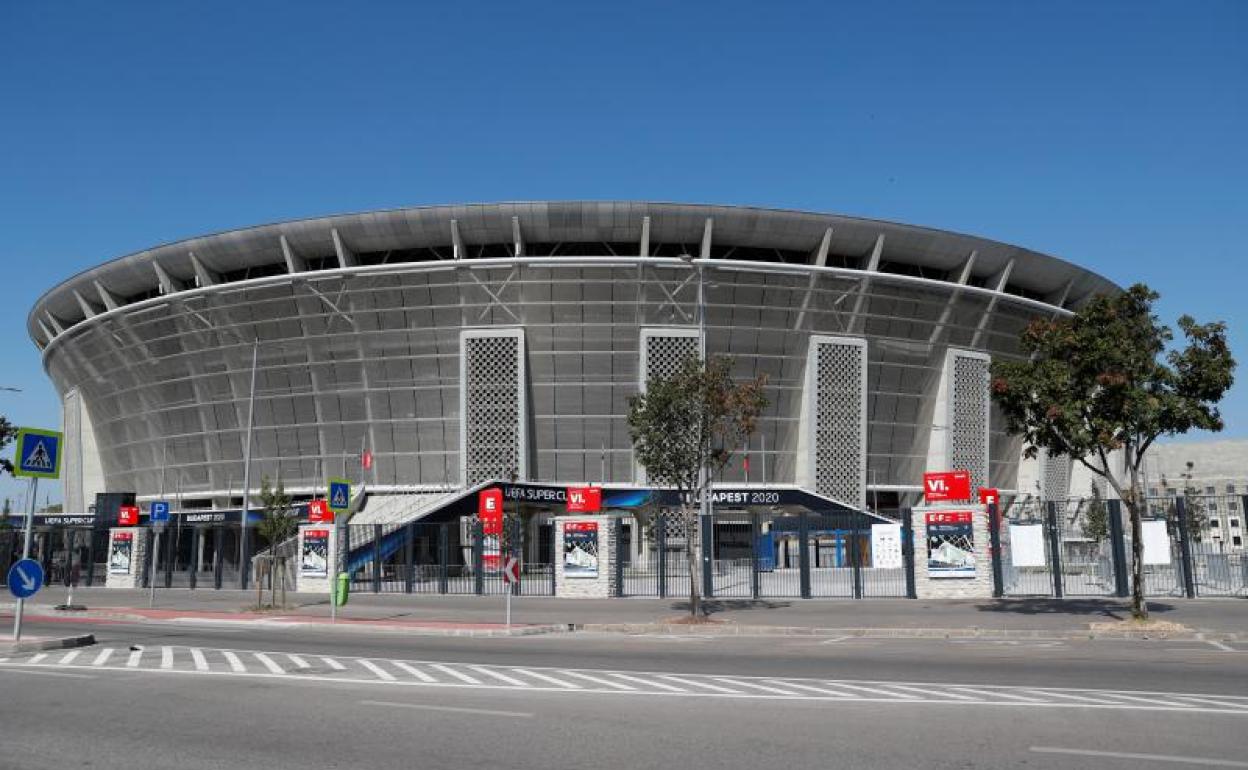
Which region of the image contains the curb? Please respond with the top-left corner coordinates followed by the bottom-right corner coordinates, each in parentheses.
top-left (0, 633), bottom-right (96, 654)
top-left (578, 623), bottom-right (1247, 642)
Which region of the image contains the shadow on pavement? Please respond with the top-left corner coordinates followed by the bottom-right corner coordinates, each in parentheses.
top-left (973, 598), bottom-right (1176, 621)
top-left (668, 599), bottom-right (794, 616)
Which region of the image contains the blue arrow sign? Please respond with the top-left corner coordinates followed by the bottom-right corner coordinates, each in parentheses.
top-left (150, 501), bottom-right (170, 523)
top-left (7, 558), bottom-right (44, 599)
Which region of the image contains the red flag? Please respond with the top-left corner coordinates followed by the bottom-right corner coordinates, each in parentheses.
top-left (743, 455), bottom-right (750, 473)
top-left (362, 449), bottom-right (373, 470)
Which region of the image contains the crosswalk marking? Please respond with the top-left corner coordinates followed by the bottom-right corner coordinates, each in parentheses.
top-left (430, 664), bottom-right (481, 685)
top-left (287, 654), bottom-right (310, 669)
top-left (221, 650), bottom-right (246, 673)
top-left (658, 675), bottom-right (742, 695)
top-left (59, 650), bottom-right (81, 665)
top-left (160, 647), bottom-right (174, 670)
top-left (469, 666), bottom-right (528, 687)
top-left (610, 672), bottom-right (687, 692)
top-left (1027, 690), bottom-right (1121, 705)
top-left (1171, 695), bottom-right (1248, 711)
top-left (768, 680), bottom-right (854, 697)
top-left (558, 670), bottom-right (636, 691)
top-left (126, 649), bottom-right (142, 668)
top-left (1100, 691), bottom-right (1194, 708)
top-left (190, 648), bottom-right (208, 672)
top-left (253, 653), bottom-right (286, 675)
top-left (511, 668), bottom-right (581, 689)
top-left (359, 660), bottom-right (396, 681)
top-left (886, 684), bottom-right (976, 701)
top-left (950, 687), bottom-right (1043, 703)
top-left (321, 657), bottom-right (345, 671)
top-left (713, 678), bottom-right (797, 696)
top-left (391, 661), bottom-right (435, 682)
top-left (92, 648), bottom-right (114, 667)
top-left (29, 653), bottom-right (47, 664)
top-left (822, 682), bottom-right (920, 699)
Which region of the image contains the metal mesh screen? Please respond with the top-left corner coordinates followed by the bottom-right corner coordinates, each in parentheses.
top-left (949, 352), bottom-right (990, 493)
top-left (1041, 449), bottom-right (1072, 501)
top-left (62, 388), bottom-right (83, 512)
top-left (644, 333), bottom-right (698, 385)
top-left (463, 334), bottom-right (523, 484)
top-left (813, 339), bottom-right (866, 508)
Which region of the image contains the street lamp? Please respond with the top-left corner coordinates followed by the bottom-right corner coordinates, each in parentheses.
top-left (679, 254), bottom-right (712, 546)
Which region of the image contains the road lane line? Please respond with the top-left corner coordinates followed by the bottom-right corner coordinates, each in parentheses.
top-left (253, 653), bottom-right (286, 675)
top-left (1170, 695), bottom-right (1248, 711)
top-left (657, 676), bottom-right (742, 694)
top-left (510, 668), bottom-right (581, 689)
top-left (287, 654), bottom-right (310, 669)
top-left (1099, 692), bottom-right (1195, 708)
top-left (58, 650), bottom-right (81, 665)
top-left (321, 657), bottom-right (345, 671)
top-left (1027, 689), bottom-right (1122, 705)
top-left (824, 682), bottom-right (921, 699)
top-left (358, 700), bottom-right (532, 719)
top-left (430, 664), bottom-right (481, 685)
top-left (1030, 746), bottom-right (1248, 767)
top-left (28, 653), bottom-right (47, 664)
top-left (768, 680), bottom-right (855, 697)
top-left (881, 684), bottom-right (977, 701)
top-left (221, 650), bottom-right (246, 673)
top-left (1206, 641), bottom-right (1234, 652)
top-left (713, 678), bottom-right (799, 696)
top-left (469, 666), bottom-right (529, 687)
top-left (92, 648), bottom-right (113, 666)
top-left (126, 649), bottom-right (142, 668)
top-left (608, 672), bottom-right (687, 692)
top-left (0, 668), bottom-right (95, 679)
top-left (947, 687), bottom-right (1043, 703)
top-left (390, 661), bottom-right (435, 682)
top-left (190, 648), bottom-right (208, 672)
top-left (160, 647), bottom-right (174, 670)
top-left (359, 660), bottom-right (397, 681)
top-left (557, 670), bottom-right (636, 690)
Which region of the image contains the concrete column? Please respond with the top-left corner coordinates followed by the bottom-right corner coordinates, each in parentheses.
top-left (912, 504), bottom-right (992, 599)
top-left (555, 516), bottom-right (616, 598)
top-left (105, 528), bottom-right (145, 588)
top-left (294, 523), bottom-right (337, 595)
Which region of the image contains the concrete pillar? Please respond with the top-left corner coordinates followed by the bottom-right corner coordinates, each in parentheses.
top-left (294, 523), bottom-right (336, 595)
top-left (912, 504), bottom-right (992, 599)
top-left (555, 515), bottom-right (616, 598)
top-left (105, 528), bottom-right (145, 588)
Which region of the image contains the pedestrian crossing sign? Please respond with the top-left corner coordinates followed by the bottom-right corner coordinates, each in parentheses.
top-left (328, 477), bottom-right (351, 513)
top-left (14, 428), bottom-right (62, 479)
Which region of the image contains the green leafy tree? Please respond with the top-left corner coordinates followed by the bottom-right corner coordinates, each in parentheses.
top-left (257, 477), bottom-right (298, 608)
top-left (1082, 481), bottom-right (1109, 543)
top-left (1158, 461), bottom-right (1208, 540)
top-left (628, 356), bottom-right (767, 618)
top-left (0, 415), bottom-right (17, 476)
top-left (991, 284), bottom-right (1234, 620)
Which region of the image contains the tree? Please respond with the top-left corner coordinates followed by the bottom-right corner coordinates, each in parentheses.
top-left (0, 415), bottom-right (17, 476)
top-left (1158, 461), bottom-right (1208, 540)
top-left (256, 477), bottom-right (298, 608)
top-left (1082, 481), bottom-right (1109, 544)
top-left (991, 284), bottom-right (1234, 620)
top-left (628, 356), bottom-right (767, 618)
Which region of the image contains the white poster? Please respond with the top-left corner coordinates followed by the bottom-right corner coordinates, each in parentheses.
top-left (1008, 525), bottom-right (1047, 567)
top-left (1142, 520), bottom-right (1172, 565)
top-left (871, 523), bottom-right (903, 569)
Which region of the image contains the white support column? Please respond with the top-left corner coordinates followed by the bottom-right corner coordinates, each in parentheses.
top-left (451, 219), bottom-right (466, 261)
top-left (152, 260), bottom-right (178, 294)
top-left (94, 280), bottom-right (121, 312)
top-left (639, 216), bottom-right (651, 258)
top-left (848, 234), bottom-right (884, 334)
top-left (36, 319), bottom-right (56, 344)
top-left (73, 290), bottom-right (97, 319)
top-left (699, 217), bottom-right (713, 260)
top-left (971, 258), bottom-right (1014, 348)
top-left (44, 312), bottom-right (65, 335)
top-left (511, 216), bottom-right (524, 257)
top-left (280, 235), bottom-right (307, 273)
top-left (189, 252), bottom-right (219, 287)
top-left (928, 250), bottom-right (977, 345)
top-left (926, 349), bottom-right (991, 492)
top-left (331, 228), bottom-right (357, 268)
top-left (793, 228), bottom-right (833, 331)
top-left (798, 336), bottom-right (868, 508)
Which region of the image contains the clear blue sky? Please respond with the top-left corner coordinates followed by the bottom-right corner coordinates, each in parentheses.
top-left (1, 1), bottom-right (1244, 507)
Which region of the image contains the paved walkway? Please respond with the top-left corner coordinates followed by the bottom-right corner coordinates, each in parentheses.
top-left (5, 586), bottom-right (1246, 636)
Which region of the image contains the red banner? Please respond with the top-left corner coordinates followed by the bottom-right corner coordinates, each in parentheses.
top-left (923, 471), bottom-right (971, 502)
top-left (478, 489), bottom-right (503, 535)
top-left (925, 510), bottom-right (973, 524)
top-left (308, 499), bottom-right (334, 523)
top-left (978, 487), bottom-right (1000, 507)
top-left (118, 505), bottom-right (140, 526)
top-left (565, 486), bottom-right (602, 514)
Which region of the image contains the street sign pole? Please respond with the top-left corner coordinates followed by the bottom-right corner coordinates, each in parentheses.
top-left (148, 528), bottom-right (160, 608)
top-left (12, 477), bottom-right (38, 641)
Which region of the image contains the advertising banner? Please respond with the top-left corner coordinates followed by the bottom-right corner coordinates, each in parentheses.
top-left (923, 471), bottom-right (971, 503)
top-left (926, 510), bottom-right (976, 578)
top-left (301, 529), bottom-right (330, 578)
top-left (1008, 524), bottom-right (1047, 567)
top-left (562, 522), bottom-right (599, 579)
top-left (871, 523), bottom-right (903, 569)
top-left (307, 500), bottom-right (333, 524)
top-left (478, 489), bottom-right (503, 535)
top-left (566, 486), bottom-right (602, 514)
top-left (1142, 520), bottom-right (1172, 565)
top-left (118, 505), bottom-right (140, 526)
top-left (109, 531), bottom-right (133, 574)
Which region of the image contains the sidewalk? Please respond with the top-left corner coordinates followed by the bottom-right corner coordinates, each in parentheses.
top-left (6, 585), bottom-right (1247, 639)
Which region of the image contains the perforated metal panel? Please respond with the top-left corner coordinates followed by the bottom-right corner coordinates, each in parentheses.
top-left (1041, 449), bottom-right (1071, 501)
top-left (808, 336), bottom-right (867, 508)
top-left (639, 328), bottom-right (699, 390)
top-left (947, 350), bottom-right (991, 494)
top-left (62, 388), bottom-right (83, 513)
top-left (460, 330), bottom-right (526, 484)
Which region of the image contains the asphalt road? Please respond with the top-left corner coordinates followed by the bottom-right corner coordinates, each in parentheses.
top-left (3, 616), bottom-right (1247, 769)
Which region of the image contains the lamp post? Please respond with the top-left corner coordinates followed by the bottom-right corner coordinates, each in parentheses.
top-left (238, 338), bottom-right (259, 589)
top-left (679, 254), bottom-right (712, 566)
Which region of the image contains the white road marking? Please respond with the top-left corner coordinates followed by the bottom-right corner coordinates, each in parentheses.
top-left (28, 653), bottom-right (47, 664)
top-left (160, 647), bottom-right (174, 670)
top-left (1169, 695), bottom-right (1248, 710)
top-left (948, 686), bottom-right (1043, 703)
top-left (58, 650), bottom-right (81, 665)
top-left (126, 649), bottom-right (142, 668)
top-left (1030, 746), bottom-right (1248, 767)
top-left (469, 666), bottom-right (529, 687)
top-left (1027, 689), bottom-right (1122, 705)
top-left (885, 683), bottom-right (977, 701)
top-left (609, 672), bottom-right (687, 692)
top-left (430, 664), bottom-right (481, 685)
top-left (221, 650), bottom-right (246, 673)
top-left (1206, 641), bottom-right (1235, 652)
top-left (825, 682), bottom-right (922, 699)
top-left (321, 657), bottom-right (345, 671)
top-left (286, 654), bottom-right (310, 669)
top-left (359, 700), bottom-right (533, 719)
top-left (818, 636), bottom-right (851, 645)
top-left (0, 667), bottom-right (95, 679)
top-left (358, 660), bottom-right (396, 681)
top-left (390, 661), bottom-right (435, 682)
top-left (658, 675), bottom-right (742, 694)
top-left (558, 670), bottom-right (636, 690)
top-left (1099, 692), bottom-right (1195, 708)
top-left (92, 648), bottom-right (114, 666)
top-left (768, 680), bottom-right (855, 697)
top-left (253, 653), bottom-right (286, 675)
top-left (511, 668), bottom-right (581, 689)
top-left (713, 678), bottom-right (798, 696)
top-left (190, 648), bottom-right (208, 672)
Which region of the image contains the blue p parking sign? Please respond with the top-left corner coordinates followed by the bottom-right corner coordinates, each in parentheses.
top-left (14, 428), bottom-right (62, 479)
top-left (150, 501), bottom-right (170, 523)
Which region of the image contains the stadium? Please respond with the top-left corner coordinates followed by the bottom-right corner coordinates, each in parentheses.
top-left (24, 201), bottom-right (1118, 594)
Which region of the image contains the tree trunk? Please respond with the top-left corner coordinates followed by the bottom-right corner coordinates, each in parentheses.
top-left (685, 505), bottom-right (700, 618)
top-left (1125, 495), bottom-right (1149, 621)
top-left (256, 558), bottom-right (263, 607)
top-left (271, 552), bottom-right (278, 608)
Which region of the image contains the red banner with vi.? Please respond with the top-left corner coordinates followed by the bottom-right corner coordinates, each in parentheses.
top-left (565, 486), bottom-right (602, 514)
top-left (923, 471), bottom-right (971, 503)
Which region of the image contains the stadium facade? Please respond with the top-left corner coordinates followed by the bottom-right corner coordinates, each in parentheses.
top-left (29, 202), bottom-right (1118, 520)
